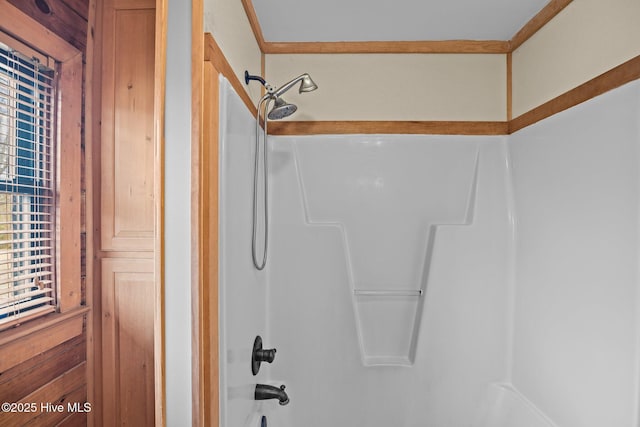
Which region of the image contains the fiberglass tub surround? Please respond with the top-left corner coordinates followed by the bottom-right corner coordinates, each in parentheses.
top-left (277, 136), bottom-right (491, 367)
top-left (219, 78), bottom-right (640, 427)
top-left (219, 77), bottom-right (269, 427)
top-left (267, 134), bottom-right (513, 426)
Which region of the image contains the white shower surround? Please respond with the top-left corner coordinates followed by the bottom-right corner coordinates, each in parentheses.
top-left (218, 77), bottom-right (640, 427)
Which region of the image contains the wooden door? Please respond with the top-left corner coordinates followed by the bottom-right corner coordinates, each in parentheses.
top-left (99, 0), bottom-right (157, 424)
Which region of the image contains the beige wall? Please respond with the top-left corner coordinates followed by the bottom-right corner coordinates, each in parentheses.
top-left (512, 0), bottom-right (640, 117)
top-left (265, 53), bottom-right (507, 121)
top-left (205, 0), bottom-right (640, 122)
top-left (204, 0), bottom-right (262, 103)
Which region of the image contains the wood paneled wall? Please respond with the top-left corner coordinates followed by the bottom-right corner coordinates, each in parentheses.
top-left (0, 0), bottom-right (163, 424)
top-left (7, 0), bottom-right (88, 51)
top-left (0, 316), bottom-right (88, 426)
top-left (0, 1), bottom-right (91, 425)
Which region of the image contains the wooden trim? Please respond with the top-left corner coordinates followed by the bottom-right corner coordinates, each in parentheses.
top-left (155, 0), bottom-right (167, 425)
top-left (268, 121), bottom-right (509, 135)
top-left (0, 0), bottom-right (80, 61)
top-left (509, 54), bottom-right (640, 133)
top-left (506, 52), bottom-right (512, 121)
top-left (240, 0), bottom-right (266, 51)
top-left (262, 40), bottom-right (510, 54)
top-left (0, 307), bottom-right (88, 347)
top-left (97, 250), bottom-right (155, 259)
top-left (58, 53), bottom-right (84, 313)
top-left (88, 0), bottom-right (104, 421)
top-left (510, 0), bottom-right (573, 51)
top-left (84, 0), bottom-right (98, 424)
top-left (0, 31), bottom-right (51, 65)
top-left (192, 0), bottom-right (204, 425)
top-left (204, 32), bottom-right (257, 118)
top-left (114, 0), bottom-right (155, 8)
top-left (201, 59), bottom-right (220, 427)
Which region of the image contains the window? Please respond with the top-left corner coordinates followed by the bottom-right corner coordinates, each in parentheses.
top-left (0, 39), bottom-right (57, 328)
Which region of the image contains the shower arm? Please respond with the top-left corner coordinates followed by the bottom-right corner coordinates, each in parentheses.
top-left (245, 71), bottom-right (276, 96)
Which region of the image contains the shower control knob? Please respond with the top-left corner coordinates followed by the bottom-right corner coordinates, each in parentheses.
top-left (252, 335), bottom-right (277, 375)
top-left (255, 347), bottom-right (277, 363)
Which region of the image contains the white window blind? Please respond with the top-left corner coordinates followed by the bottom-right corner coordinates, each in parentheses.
top-left (0, 38), bottom-right (57, 329)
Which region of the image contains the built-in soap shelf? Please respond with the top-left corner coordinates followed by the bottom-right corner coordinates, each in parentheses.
top-left (354, 289), bottom-right (423, 297)
top-left (353, 287), bottom-right (423, 366)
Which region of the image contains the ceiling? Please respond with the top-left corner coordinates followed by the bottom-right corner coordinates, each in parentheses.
top-left (251, 0), bottom-right (550, 42)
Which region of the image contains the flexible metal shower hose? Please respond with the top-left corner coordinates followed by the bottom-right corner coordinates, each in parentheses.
top-left (252, 96), bottom-right (271, 270)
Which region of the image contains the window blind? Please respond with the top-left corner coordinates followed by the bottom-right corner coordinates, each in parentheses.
top-left (0, 39), bottom-right (57, 329)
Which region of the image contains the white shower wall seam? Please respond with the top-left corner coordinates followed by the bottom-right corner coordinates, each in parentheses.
top-left (502, 136), bottom-right (519, 385)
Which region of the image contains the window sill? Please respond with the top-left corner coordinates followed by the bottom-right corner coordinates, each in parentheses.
top-left (0, 306), bottom-right (90, 348)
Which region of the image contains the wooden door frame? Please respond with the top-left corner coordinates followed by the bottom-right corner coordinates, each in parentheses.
top-left (154, 0), bottom-right (167, 425)
top-left (191, 0), bottom-right (220, 426)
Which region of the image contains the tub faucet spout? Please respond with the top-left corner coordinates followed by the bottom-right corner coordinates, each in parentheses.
top-left (255, 384), bottom-right (289, 406)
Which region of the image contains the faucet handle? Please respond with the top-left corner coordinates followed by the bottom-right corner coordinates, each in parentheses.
top-left (255, 348), bottom-right (277, 363)
top-left (252, 336), bottom-right (277, 375)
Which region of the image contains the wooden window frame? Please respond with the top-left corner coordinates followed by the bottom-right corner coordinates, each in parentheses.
top-left (0, 1), bottom-right (83, 338)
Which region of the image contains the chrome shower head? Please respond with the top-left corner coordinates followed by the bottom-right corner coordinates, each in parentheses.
top-left (273, 73), bottom-right (318, 97)
top-left (267, 97), bottom-right (297, 120)
top-left (298, 74), bottom-right (318, 93)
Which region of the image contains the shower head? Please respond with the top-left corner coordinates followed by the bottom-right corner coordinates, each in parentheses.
top-left (298, 74), bottom-right (318, 93)
top-left (246, 70), bottom-right (317, 270)
top-left (273, 73), bottom-right (318, 97)
top-left (267, 97), bottom-right (297, 120)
